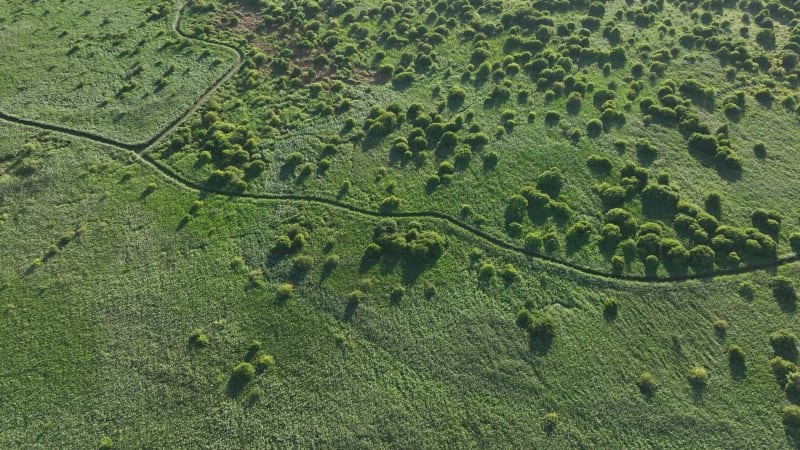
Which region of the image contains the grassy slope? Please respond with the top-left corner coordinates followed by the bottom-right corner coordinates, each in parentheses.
top-left (0, 0), bottom-right (236, 143)
top-left (2, 123), bottom-right (799, 447)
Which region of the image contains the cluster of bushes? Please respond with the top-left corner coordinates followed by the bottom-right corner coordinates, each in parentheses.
top-left (369, 219), bottom-right (446, 261)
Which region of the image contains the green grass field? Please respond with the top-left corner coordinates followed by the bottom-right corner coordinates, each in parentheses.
top-left (4, 0), bottom-right (800, 447)
top-left (0, 0), bottom-right (237, 143)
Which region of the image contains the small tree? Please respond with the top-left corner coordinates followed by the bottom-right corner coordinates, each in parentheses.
top-left (687, 365), bottom-right (709, 388)
top-left (636, 371), bottom-right (658, 398)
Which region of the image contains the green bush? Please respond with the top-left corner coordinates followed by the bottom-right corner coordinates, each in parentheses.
top-left (277, 282), bottom-right (295, 301)
top-left (292, 255), bottom-right (314, 272)
top-left (479, 262), bottom-right (496, 280)
top-left (99, 437), bottom-right (114, 449)
top-left (636, 371), bottom-right (658, 397)
top-left (543, 412), bottom-right (559, 432)
top-left (603, 297), bottom-right (619, 318)
top-left (713, 319), bottom-right (728, 337)
top-left (687, 365), bottom-right (709, 387)
top-left (232, 362), bottom-right (256, 384)
top-left (189, 328), bottom-right (209, 347)
top-left (771, 356), bottom-right (797, 384)
top-left (783, 405), bottom-right (800, 428)
top-left (529, 314), bottom-right (556, 338)
top-left (255, 353), bottom-right (274, 372)
top-left (728, 344), bottom-right (745, 366)
top-left (586, 119), bottom-right (603, 137)
top-left (770, 330), bottom-right (798, 358)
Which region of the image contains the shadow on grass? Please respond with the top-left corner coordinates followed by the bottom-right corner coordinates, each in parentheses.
top-left (528, 334), bottom-right (553, 356)
top-left (226, 375), bottom-right (249, 398)
top-left (729, 360), bottom-right (746, 381)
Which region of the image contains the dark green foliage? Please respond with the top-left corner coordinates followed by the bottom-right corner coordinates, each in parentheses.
top-left (231, 362), bottom-right (256, 384)
top-left (770, 276), bottom-right (797, 306)
top-left (770, 330), bottom-right (798, 360)
top-left (188, 328), bottom-right (209, 347)
top-left (536, 167), bottom-right (565, 197)
top-left (687, 365), bottom-right (709, 388)
top-left (603, 297), bottom-right (619, 319)
top-left (637, 372), bottom-right (658, 398)
top-left (783, 405), bottom-right (800, 428)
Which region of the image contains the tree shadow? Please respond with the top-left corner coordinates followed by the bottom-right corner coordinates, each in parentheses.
top-left (729, 359), bottom-right (746, 381)
top-left (226, 374), bottom-right (249, 398)
top-left (528, 334), bottom-right (553, 355)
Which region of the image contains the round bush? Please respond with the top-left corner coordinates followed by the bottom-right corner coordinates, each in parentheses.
top-left (232, 362), bottom-right (256, 383)
top-left (770, 329), bottom-right (798, 357)
top-left (586, 119), bottom-right (602, 137)
top-left (728, 344), bottom-right (745, 366)
top-left (687, 365), bottom-right (708, 387)
top-left (783, 405), bottom-right (800, 429)
top-left (636, 371), bottom-right (658, 397)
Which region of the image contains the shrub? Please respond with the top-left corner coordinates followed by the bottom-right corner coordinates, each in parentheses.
top-left (232, 362), bottom-right (256, 384)
top-left (255, 353), bottom-right (275, 371)
top-left (189, 328), bottom-right (209, 347)
top-left (587, 155), bottom-right (612, 174)
top-left (786, 371), bottom-right (800, 399)
top-left (687, 365), bottom-right (709, 387)
top-left (771, 356), bottom-right (797, 384)
top-left (586, 119), bottom-right (603, 137)
top-left (637, 371), bottom-right (658, 397)
top-left (543, 412), bottom-right (559, 432)
top-left (277, 282), bottom-right (295, 301)
top-left (479, 262), bottom-right (496, 280)
top-left (516, 310), bottom-right (533, 329)
top-left (728, 344), bottom-right (745, 366)
top-left (737, 281), bottom-right (755, 300)
top-left (500, 264), bottom-right (519, 282)
top-left (525, 233), bottom-right (543, 252)
top-left (536, 167), bottom-right (565, 196)
top-left (713, 319), bottom-right (728, 337)
top-left (99, 437), bottom-right (114, 449)
top-left (390, 286), bottom-right (405, 304)
top-left (529, 314), bottom-right (556, 338)
top-left (544, 110), bottom-right (560, 126)
top-left (292, 255), bottom-right (314, 272)
top-left (770, 330), bottom-right (798, 358)
top-left (770, 276), bottom-right (797, 304)
top-left (783, 405), bottom-right (800, 428)
top-left (790, 232), bottom-right (800, 254)
top-left (380, 196), bottom-right (400, 212)
top-left (603, 297), bottom-right (619, 318)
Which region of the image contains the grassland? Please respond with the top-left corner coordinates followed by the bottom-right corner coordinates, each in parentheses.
top-left (0, 0), bottom-right (237, 143)
top-left (155, 0), bottom-right (800, 279)
top-left (3, 121), bottom-right (800, 448)
top-left (4, 0), bottom-right (800, 447)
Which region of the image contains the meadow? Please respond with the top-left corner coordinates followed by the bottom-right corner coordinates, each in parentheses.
top-left (3, 0), bottom-right (800, 447)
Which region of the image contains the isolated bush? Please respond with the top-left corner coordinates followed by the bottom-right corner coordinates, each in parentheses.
top-left (770, 276), bottom-right (797, 304)
top-left (479, 262), bottom-right (496, 280)
top-left (99, 437), bottom-right (114, 449)
top-left (587, 155), bottom-right (612, 173)
top-left (687, 365), bottom-right (709, 387)
top-left (770, 330), bottom-right (798, 359)
top-left (543, 412), bottom-right (559, 432)
top-left (713, 319), bottom-right (728, 337)
top-left (232, 362), bottom-right (256, 384)
top-left (637, 371), bottom-right (658, 397)
top-left (603, 297), bottom-right (619, 318)
top-left (529, 314), bottom-right (556, 338)
top-left (728, 344), bottom-right (746, 366)
top-left (277, 282), bottom-right (295, 301)
top-left (189, 328), bottom-right (209, 347)
top-left (586, 119), bottom-right (602, 137)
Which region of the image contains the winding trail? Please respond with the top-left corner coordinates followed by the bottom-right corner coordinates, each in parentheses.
top-left (1, 1), bottom-right (797, 285)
